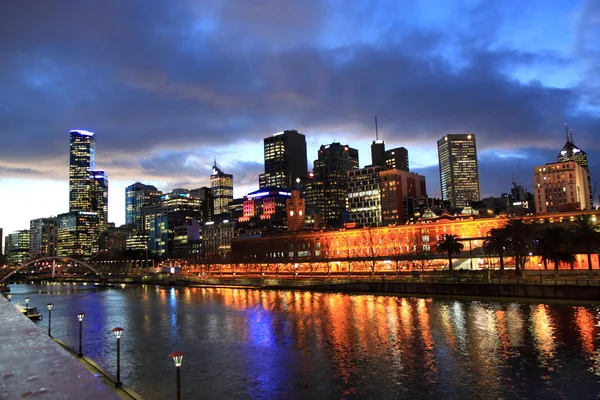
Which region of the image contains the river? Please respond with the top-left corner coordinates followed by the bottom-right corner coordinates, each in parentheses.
top-left (7, 283), bottom-right (600, 399)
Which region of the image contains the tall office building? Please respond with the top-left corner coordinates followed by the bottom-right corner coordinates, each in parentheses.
top-left (557, 127), bottom-right (593, 209)
top-left (379, 169), bottom-right (427, 225)
top-left (371, 140), bottom-right (385, 166)
top-left (29, 217), bottom-right (57, 258)
top-left (385, 147), bottom-right (409, 171)
top-left (311, 142), bottom-right (359, 226)
top-left (533, 161), bottom-right (590, 213)
top-left (56, 211), bottom-right (100, 257)
top-left (125, 182), bottom-right (162, 229)
top-left (437, 134), bottom-right (481, 209)
top-left (347, 165), bottom-right (386, 227)
top-left (210, 161), bottom-right (233, 215)
top-left (91, 170), bottom-right (108, 232)
top-left (5, 230), bottom-right (30, 265)
top-left (69, 130), bottom-right (96, 212)
top-left (259, 130), bottom-right (307, 189)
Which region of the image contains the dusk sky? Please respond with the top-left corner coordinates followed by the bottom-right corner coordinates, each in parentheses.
top-left (1, 0), bottom-right (599, 237)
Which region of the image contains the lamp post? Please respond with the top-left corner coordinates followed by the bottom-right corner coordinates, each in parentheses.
top-left (24, 297), bottom-right (30, 314)
top-left (46, 304), bottom-right (53, 337)
top-left (112, 327), bottom-right (124, 387)
top-left (169, 351), bottom-right (185, 400)
top-left (6, 293), bottom-right (12, 302)
top-left (77, 313), bottom-right (85, 357)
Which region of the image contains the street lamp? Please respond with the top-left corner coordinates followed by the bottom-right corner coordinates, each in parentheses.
top-left (169, 351), bottom-right (185, 400)
top-left (46, 304), bottom-right (54, 337)
top-left (77, 313), bottom-right (85, 357)
top-left (24, 297), bottom-right (30, 314)
top-left (6, 293), bottom-right (12, 302)
top-left (112, 327), bottom-right (124, 387)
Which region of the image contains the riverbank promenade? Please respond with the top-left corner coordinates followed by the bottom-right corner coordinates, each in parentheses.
top-left (0, 297), bottom-right (141, 399)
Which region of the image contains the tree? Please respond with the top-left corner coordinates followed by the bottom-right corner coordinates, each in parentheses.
top-left (436, 234), bottom-right (464, 275)
top-left (571, 215), bottom-right (600, 275)
top-left (413, 232), bottom-right (435, 275)
top-left (537, 226), bottom-right (575, 277)
top-left (503, 219), bottom-right (534, 277)
top-left (483, 228), bottom-right (510, 274)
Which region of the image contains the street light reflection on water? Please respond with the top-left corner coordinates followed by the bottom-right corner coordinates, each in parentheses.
top-left (8, 282), bottom-right (600, 399)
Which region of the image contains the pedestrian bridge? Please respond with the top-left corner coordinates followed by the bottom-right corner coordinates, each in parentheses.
top-left (1, 257), bottom-right (107, 283)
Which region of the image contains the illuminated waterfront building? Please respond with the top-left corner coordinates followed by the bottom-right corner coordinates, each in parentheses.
top-left (210, 161), bottom-right (233, 216)
top-left (69, 130), bottom-right (95, 212)
top-left (437, 134), bottom-right (481, 209)
top-left (29, 218), bottom-right (57, 258)
top-left (379, 169), bottom-right (427, 225)
top-left (310, 142), bottom-right (359, 227)
top-left (91, 170), bottom-right (108, 232)
top-left (238, 188), bottom-right (291, 235)
top-left (533, 161), bottom-right (591, 213)
top-left (4, 230), bottom-right (30, 266)
top-left (125, 183), bottom-right (162, 229)
top-left (56, 211), bottom-right (99, 257)
top-left (259, 130), bottom-right (308, 189)
top-left (202, 220), bottom-right (236, 258)
top-left (347, 165), bottom-right (385, 227)
top-left (558, 127), bottom-right (593, 209)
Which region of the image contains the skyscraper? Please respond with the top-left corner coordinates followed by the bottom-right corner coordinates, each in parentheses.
top-left (385, 147), bottom-right (409, 171)
top-left (125, 182), bottom-right (162, 229)
top-left (533, 161), bottom-right (590, 213)
top-left (69, 130), bottom-right (95, 212)
top-left (311, 142), bottom-right (359, 226)
top-left (29, 217), bottom-right (57, 258)
top-left (91, 170), bottom-right (108, 232)
top-left (437, 134), bottom-right (481, 209)
top-left (259, 130), bottom-right (307, 189)
top-left (371, 140), bottom-right (385, 166)
top-left (557, 126), bottom-right (593, 209)
top-left (210, 161), bottom-right (233, 215)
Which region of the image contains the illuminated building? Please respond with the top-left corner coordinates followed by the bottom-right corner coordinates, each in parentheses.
top-left (403, 197), bottom-right (449, 222)
top-left (203, 220), bottom-right (236, 258)
top-left (4, 230), bottom-right (30, 266)
top-left (437, 134), bottom-right (481, 209)
top-left (189, 187), bottom-right (214, 222)
top-left (379, 169), bottom-right (427, 225)
top-left (533, 161), bottom-right (590, 213)
top-left (210, 161), bottom-right (233, 215)
top-left (310, 142), bottom-right (359, 227)
top-left (286, 190), bottom-right (306, 231)
top-left (125, 182), bottom-right (162, 229)
top-left (69, 130), bottom-right (95, 212)
top-left (98, 225), bottom-right (135, 256)
top-left (173, 219), bottom-right (201, 257)
top-left (259, 130), bottom-right (308, 189)
top-left (237, 188), bottom-right (291, 234)
top-left (56, 211), bottom-right (99, 257)
top-left (29, 218), bottom-right (57, 258)
top-left (91, 170), bottom-right (108, 232)
top-left (385, 147), bottom-right (409, 172)
top-left (347, 165), bottom-right (385, 227)
top-left (558, 127), bottom-right (592, 209)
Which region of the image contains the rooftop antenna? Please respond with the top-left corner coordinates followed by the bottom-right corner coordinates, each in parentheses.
top-left (569, 128), bottom-right (574, 143)
top-left (565, 123), bottom-right (570, 142)
top-left (375, 116), bottom-right (379, 140)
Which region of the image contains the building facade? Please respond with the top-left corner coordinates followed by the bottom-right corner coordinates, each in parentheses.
top-left (533, 161), bottom-right (591, 213)
top-left (385, 147), bottom-right (409, 172)
top-left (210, 162), bottom-right (234, 215)
top-left (437, 134), bottom-right (481, 209)
top-left (91, 170), bottom-right (108, 232)
top-left (347, 165), bottom-right (385, 227)
top-left (379, 169), bottom-right (427, 225)
top-left (259, 130), bottom-right (308, 189)
top-left (29, 218), bottom-right (57, 259)
top-left (4, 230), bottom-right (30, 265)
top-left (557, 129), bottom-right (593, 209)
top-left (69, 130), bottom-right (96, 212)
top-left (237, 188), bottom-right (291, 234)
top-left (286, 190), bottom-right (306, 231)
top-left (125, 182), bottom-right (162, 229)
top-left (203, 220), bottom-right (236, 258)
top-left (310, 142), bottom-right (359, 227)
top-left (56, 211), bottom-right (100, 257)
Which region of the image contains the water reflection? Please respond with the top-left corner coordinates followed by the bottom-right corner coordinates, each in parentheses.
top-left (7, 284), bottom-right (600, 400)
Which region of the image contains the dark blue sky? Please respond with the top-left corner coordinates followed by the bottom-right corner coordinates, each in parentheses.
top-left (0, 0), bottom-right (599, 233)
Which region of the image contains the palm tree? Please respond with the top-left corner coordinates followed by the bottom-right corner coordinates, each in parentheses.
top-left (483, 228), bottom-right (510, 274)
top-left (571, 215), bottom-right (600, 275)
top-left (503, 219), bottom-right (534, 277)
top-left (537, 226), bottom-right (576, 277)
top-left (437, 234), bottom-right (464, 276)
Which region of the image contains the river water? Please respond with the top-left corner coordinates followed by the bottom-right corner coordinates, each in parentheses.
top-left (7, 283), bottom-right (600, 399)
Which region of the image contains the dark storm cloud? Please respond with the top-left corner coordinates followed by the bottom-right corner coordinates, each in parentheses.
top-left (0, 0), bottom-right (598, 197)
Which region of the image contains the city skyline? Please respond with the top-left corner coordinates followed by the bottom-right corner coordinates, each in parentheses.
top-left (1, 0), bottom-right (599, 235)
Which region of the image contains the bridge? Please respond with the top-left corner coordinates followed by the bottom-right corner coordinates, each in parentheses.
top-left (1, 256), bottom-right (107, 284)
